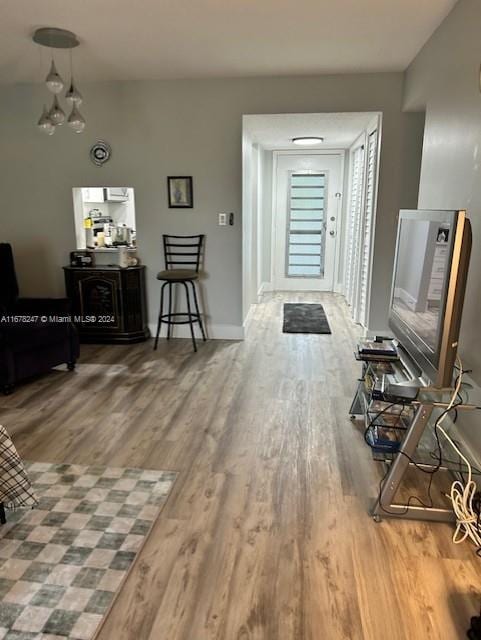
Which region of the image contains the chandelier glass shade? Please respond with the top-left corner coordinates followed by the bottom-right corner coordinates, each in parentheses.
top-left (37, 105), bottom-right (55, 135)
top-left (67, 104), bottom-right (86, 133)
top-left (65, 80), bottom-right (83, 105)
top-left (48, 95), bottom-right (66, 125)
top-left (45, 59), bottom-right (64, 94)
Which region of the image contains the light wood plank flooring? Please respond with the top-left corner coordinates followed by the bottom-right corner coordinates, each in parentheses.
top-left (1, 292), bottom-right (479, 639)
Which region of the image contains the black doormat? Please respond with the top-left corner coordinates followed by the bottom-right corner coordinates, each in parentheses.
top-left (282, 303), bottom-right (332, 334)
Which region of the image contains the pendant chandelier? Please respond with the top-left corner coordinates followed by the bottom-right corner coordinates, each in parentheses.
top-left (33, 28), bottom-right (86, 135)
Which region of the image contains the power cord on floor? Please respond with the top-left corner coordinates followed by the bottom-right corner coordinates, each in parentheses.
top-left (431, 357), bottom-right (481, 554)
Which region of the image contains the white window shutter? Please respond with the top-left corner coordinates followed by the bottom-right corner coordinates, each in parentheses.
top-left (358, 130), bottom-right (378, 327)
top-left (345, 145), bottom-right (365, 309)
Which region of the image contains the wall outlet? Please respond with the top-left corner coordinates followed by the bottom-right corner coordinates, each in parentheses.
top-left (218, 213), bottom-right (227, 226)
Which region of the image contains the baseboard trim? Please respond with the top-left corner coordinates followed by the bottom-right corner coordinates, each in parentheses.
top-left (148, 322), bottom-right (244, 340)
top-left (243, 304), bottom-right (256, 330)
top-left (257, 282), bottom-right (273, 298)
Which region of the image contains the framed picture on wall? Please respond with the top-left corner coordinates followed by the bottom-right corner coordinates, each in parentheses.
top-left (167, 176), bottom-right (193, 208)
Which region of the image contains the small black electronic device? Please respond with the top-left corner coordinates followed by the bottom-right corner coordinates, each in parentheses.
top-left (383, 382), bottom-right (420, 403)
top-left (70, 250), bottom-right (94, 267)
top-left (371, 375), bottom-right (386, 401)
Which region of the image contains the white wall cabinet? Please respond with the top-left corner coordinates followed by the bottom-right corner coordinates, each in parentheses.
top-left (82, 188), bottom-right (105, 203)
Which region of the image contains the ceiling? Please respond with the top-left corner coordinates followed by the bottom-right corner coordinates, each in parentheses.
top-left (0, 0), bottom-right (457, 84)
top-left (244, 113), bottom-right (377, 149)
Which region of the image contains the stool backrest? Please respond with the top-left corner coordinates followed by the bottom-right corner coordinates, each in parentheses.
top-left (163, 234), bottom-right (204, 272)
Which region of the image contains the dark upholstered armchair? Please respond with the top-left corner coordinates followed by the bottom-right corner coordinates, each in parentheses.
top-left (0, 243), bottom-right (79, 394)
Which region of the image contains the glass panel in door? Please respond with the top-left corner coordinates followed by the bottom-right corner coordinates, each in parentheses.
top-left (286, 173), bottom-right (325, 278)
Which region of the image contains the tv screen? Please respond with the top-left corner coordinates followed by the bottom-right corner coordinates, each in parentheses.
top-left (388, 209), bottom-right (471, 387)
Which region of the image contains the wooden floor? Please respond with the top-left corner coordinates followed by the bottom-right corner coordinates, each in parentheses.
top-left (1, 292), bottom-right (480, 639)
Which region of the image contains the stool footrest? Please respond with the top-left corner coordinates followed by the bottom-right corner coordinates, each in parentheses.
top-left (160, 312), bottom-right (202, 326)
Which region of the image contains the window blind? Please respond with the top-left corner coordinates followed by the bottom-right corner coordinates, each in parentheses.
top-left (358, 130), bottom-right (378, 325)
top-left (345, 145), bottom-right (365, 307)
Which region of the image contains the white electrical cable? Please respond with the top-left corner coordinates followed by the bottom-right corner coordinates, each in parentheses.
top-left (435, 356), bottom-right (481, 550)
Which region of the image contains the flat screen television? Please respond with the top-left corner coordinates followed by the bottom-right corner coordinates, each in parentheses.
top-left (388, 209), bottom-right (471, 388)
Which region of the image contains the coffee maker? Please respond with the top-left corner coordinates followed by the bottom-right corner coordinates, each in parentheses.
top-left (89, 209), bottom-right (113, 243)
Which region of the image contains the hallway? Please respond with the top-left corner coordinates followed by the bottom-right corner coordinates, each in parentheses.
top-left (1, 292), bottom-right (478, 639)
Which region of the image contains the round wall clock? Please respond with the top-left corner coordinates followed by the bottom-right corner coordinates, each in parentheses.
top-left (90, 140), bottom-right (111, 166)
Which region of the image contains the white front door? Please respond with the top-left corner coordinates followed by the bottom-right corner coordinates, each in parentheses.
top-left (273, 153), bottom-right (343, 291)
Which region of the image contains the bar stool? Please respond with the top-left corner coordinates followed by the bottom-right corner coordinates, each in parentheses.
top-left (154, 234), bottom-right (206, 352)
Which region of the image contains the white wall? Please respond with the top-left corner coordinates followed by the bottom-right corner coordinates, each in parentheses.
top-left (243, 143), bottom-right (273, 303)
top-left (0, 73), bottom-right (423, 337)
top-left (250, 144), bottom-right (260, 304)
top-left (258, 148), bottom-right (273, 292)
top-left (242, 132), bottom-right (255, 320)
top-left (404, 0), bottom-right (481, 457)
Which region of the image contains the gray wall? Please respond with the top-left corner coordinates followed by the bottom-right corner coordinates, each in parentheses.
top-left (404, 0), bottom-right (481, 457)
top-left (0, 73), bottom-right (423, 335)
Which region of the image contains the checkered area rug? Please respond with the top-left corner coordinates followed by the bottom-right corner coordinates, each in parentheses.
top-left (0, 462), bottom-right (177, 639)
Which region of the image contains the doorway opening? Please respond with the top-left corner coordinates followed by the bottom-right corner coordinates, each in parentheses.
top-left (242, 112), bottom-right (382, 328)
top-left (272, 151), bottom-right (343, 292)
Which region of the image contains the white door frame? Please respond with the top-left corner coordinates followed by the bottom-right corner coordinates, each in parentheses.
top-left (270, 149), bottom-right (345, 292)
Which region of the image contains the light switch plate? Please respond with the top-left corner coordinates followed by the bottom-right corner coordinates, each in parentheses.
top-left (218, 213), bottom-right (227, 226)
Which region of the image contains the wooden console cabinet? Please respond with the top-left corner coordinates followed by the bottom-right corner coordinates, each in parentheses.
top-left (63, 265), bottom-right (150, 343)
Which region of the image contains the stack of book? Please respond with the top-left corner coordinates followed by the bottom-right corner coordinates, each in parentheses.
top-left (357, 338), bottom-right (398, 361)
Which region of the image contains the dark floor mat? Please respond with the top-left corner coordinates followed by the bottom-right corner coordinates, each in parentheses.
top-left (282, 303), bottom-right (331, 334)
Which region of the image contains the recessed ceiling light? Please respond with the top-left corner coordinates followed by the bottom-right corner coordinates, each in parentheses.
top-left (292, 136), bottom-right (324, 145)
